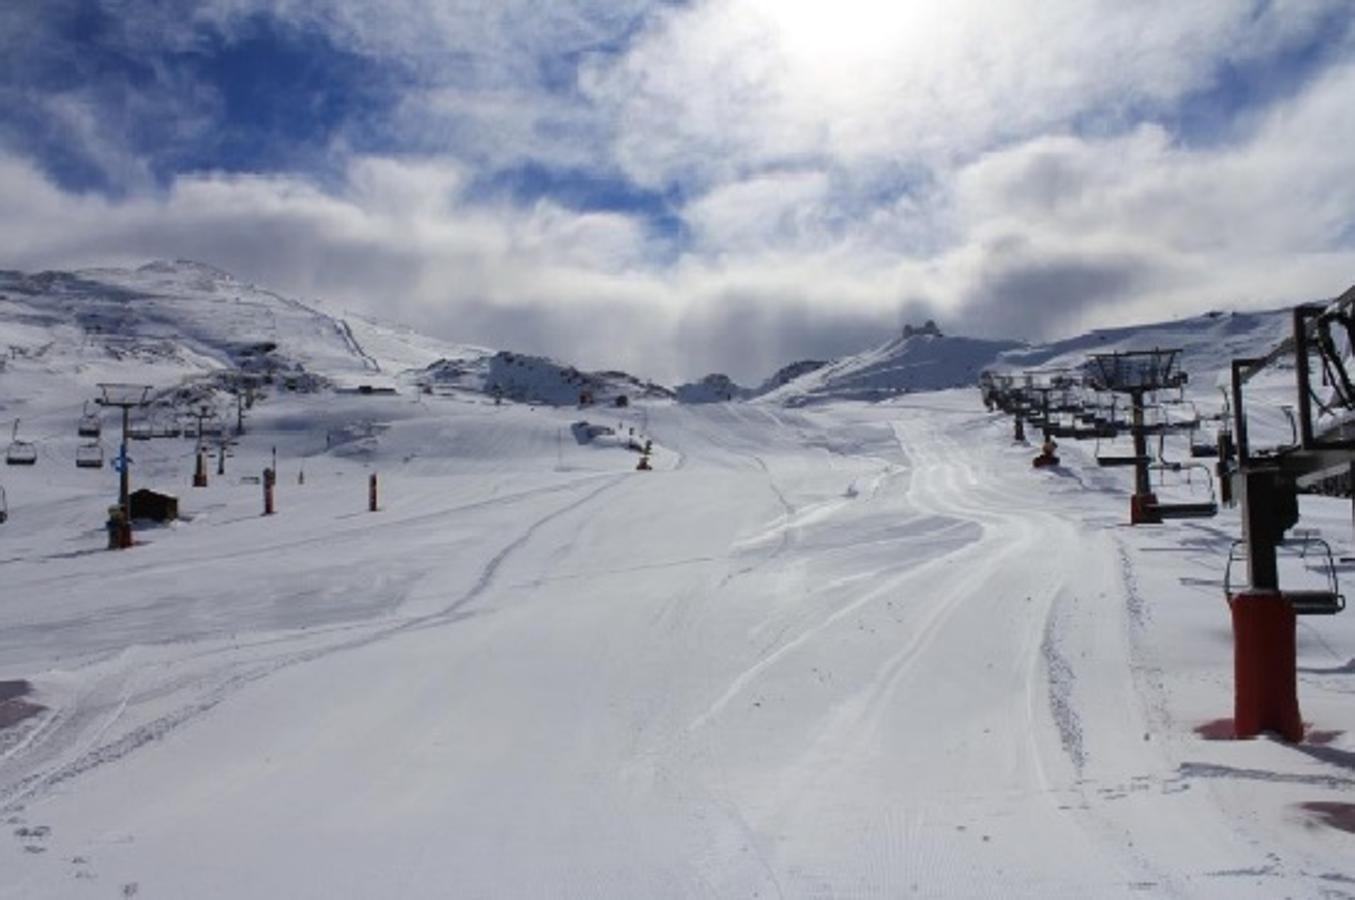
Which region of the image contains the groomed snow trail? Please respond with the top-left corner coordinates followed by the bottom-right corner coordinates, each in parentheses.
top-left (1, 393), bottom-right (1353, 898)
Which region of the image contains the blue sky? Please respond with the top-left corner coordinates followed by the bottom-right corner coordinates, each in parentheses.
top-left (2, 0), bottom-right (1354, 381)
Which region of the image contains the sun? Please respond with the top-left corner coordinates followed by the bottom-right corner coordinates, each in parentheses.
top-left (745, 0), bottom-right (941, 62)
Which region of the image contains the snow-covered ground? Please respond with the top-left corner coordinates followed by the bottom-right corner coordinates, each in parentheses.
top-left (1, 263), bottom-right (1353, 897)
top-left (2, 385), bottom-right (1353, 898)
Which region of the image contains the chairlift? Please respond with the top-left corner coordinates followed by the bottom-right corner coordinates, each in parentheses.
top-left (1189, 413), bottom-right (1220, 458)
top-left (5, 420), bottom-right (37, 466)
top-left (1147, 460), bottom-right (1219, 519)
top-left (75, 441), bottom-right (105, 469)
top-left (128, 416), bottom-right (154, 441)
top-left (1093, 428), bottom-right (1147, 468)
top-left (1225, 535), bottom-right (1345, 615)
top-left (78, 401), bottom-right (102, 438)
top-left (1145, 433), bottom-right (1218, 518)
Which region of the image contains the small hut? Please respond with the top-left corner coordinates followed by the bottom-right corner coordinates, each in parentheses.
top-left (129, 488), bottom-right (179, 523)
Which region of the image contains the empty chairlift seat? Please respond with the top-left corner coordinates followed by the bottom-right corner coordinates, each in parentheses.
top-left (75, 442), bottom-right (104, 469)
top-left (5, 421), bottom-right (36, 466)
top-left (128, 417), bottom-right (154, 441)
top-left (1095, 446), bottom-right (1149, 468)
top-left (77, 402), bottom-right (101, 438)
top-left (1145, 461), bottom-right (1219, 519)
top-left (1286, 590), bottom-right (1345, 615)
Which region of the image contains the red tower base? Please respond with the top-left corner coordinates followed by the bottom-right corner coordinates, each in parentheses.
top-left (1129, 492), bottom-right (1160, 524)
top-left (1228, 591), bottom-right (1302, 742)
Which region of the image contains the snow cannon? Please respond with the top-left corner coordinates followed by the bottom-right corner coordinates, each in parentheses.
top-left (1032, 437), bottom-right (1059, 468)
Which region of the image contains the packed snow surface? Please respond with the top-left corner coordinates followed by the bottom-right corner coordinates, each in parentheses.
top-left (2, 388), bottom-right (1354, 898)
top-left (1, 263), bottom-right (1353, 897)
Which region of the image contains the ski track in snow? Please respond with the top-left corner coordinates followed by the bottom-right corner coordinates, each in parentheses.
top-left (1, 390), bottom-right (1354, 897)
top-left (0, 474), bottom-right (628, 817)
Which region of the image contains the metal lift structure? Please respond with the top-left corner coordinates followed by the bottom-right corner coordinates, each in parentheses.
top-left (1225, 285), bottom-right (1354, 741)
top-left (1085, 349), bottom-right (1218, 523)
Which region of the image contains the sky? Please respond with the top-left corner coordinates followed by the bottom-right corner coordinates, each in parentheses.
top-left (2, 1), bottom-right (1354, 383)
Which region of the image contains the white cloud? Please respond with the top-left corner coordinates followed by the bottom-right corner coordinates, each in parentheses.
top-left (2, 1), bottom-right (1355, 382)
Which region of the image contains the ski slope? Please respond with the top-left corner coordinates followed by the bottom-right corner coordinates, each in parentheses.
top-left (2, 387), bottom-right (1353, 898)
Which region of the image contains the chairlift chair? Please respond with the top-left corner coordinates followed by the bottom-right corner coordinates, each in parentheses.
top-left (1189, 415), bottom-right (1220, 458)
top-left (5, 420), bottom-right (37, 466)
top-left (77, 402), bottom-right (101, 438)
top-left (1225, 535), bottom-right (1346, 615)
top-left (1146, 460), bottom-right (1219, 519)
top-left (75, 441), bottom-right (104, 469)
top-left (128, 415), bottom-right (154, 441)
top-left (1145, 433), bottom-right (1218, 518)
top-left (1093, 429), bottom-right (1148, 468)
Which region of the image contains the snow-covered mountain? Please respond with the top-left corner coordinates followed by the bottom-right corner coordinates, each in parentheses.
top-left (0, 259), bottom-right (1308, 422)
top-left (0, 261), bottom-right (664, 410)
top-left (674, 373), bottom-right (752, 404)
top-left (419, 351), bottom-right (673, 406)
top-left (760, 309), bottom-right (1293, 406)
top-left (761, 332), bottom-right (1024, 405)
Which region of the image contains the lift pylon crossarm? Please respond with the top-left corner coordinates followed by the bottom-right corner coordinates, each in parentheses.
top-left (1087, 349), bottom-right (1187, 394)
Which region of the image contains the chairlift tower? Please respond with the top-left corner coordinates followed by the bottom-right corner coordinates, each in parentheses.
top-left (1087, 349), bottom-right (1186, 524)
top-left (96, 383), bottom-right (152, 549)
top-left (189, 404), bottom-right (215, 487)
top-left (1226, 286), bottom-right (1354, 741)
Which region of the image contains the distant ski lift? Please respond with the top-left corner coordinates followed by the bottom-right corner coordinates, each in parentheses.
top-left (96, 383), bottom-right (153, 408)
top-left (75, 441), bottom-right (105, 469)
top-left (5, 420), bottom-right (37, 466)
top-left (77, 402), bottom-right (102, 438)
top-left (127, 416), bottom-right (154, 441)
top-left (155, 415), bottom-right (183, 439)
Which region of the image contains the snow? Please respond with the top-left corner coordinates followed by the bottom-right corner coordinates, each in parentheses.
top-left (764, 333), bottom-right (1025, 405)
top-left (674, 373), bottom-right (751, 404)
top-left (1, 262), bottom-right (1354, 897)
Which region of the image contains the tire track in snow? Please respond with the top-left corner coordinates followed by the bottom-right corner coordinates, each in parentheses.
top-left (0, 474), bottom-right (629, 815)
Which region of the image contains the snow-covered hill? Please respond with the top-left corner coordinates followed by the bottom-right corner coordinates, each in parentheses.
top-left (762, 332), bottom-right (1024, 405)
top-left (993, 308), bottom-right (1293, 390)
top-left (761, 309), bottom-right (1294, 406)
top-left (0, 261), bottom-right (667, 412)
top-left (420, 351), bottom-right (673, 406)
